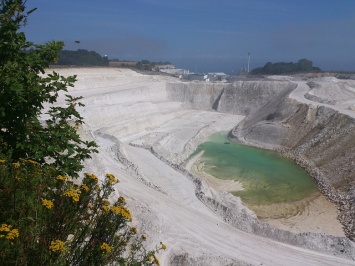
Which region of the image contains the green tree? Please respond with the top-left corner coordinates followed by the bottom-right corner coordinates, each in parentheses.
top-left (56, 49), bottom-right (109, 66)
top-left (251, 59), bottom-right (321, 75)
top-left (297, 58), bottom-right (313, 72)
top-left (0, 1), bottom-right (163, 265)
top-left (0, 0), bottom-right (97, 177)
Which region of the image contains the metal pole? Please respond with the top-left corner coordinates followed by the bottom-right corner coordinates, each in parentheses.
top-left (247, 52), bottom-right (250, 73)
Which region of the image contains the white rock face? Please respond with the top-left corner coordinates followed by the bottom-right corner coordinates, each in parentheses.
top-left (47, 68), bottom-right (355, 265)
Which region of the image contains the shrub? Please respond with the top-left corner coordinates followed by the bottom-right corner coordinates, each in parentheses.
top-left (0, 159), bottom-right (164, 265)
top-left (0, 1), bottom-right (164, 264)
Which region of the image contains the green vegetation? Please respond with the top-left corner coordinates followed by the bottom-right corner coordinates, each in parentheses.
top-left (251, 59), bottom-right (321, 75)
top-left (56, 49), bottom-right (109, 66)
top-left (135, 60), bottom-right (172, 71)
top-left (0, 1), bottom-right (163, 265)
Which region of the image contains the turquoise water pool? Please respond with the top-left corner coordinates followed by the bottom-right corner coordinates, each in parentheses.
top-left (191, 132), bottom-right (318, 206)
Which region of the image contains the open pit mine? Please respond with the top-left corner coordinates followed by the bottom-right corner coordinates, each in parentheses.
top-left (48, 68), bottom-right (355, 265)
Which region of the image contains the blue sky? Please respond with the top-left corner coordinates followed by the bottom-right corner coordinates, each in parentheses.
top-left (24, 0), bottom-right (355, 73)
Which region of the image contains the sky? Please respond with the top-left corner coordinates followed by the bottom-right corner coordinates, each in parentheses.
top-left (24, 0), bottom-right (355, 74)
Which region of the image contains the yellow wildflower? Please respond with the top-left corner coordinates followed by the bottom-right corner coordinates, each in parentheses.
top-left (49, 240), bottom-right (66, 252)
top-left (63, 189), bottom-right (81, 202)
top-left (100, 242), bottom-right (113, 254)
top-left (84, 173), bottom-right (98, 182)
top-left (153, 255), bottom-right (160, 266)
top-left (6, 229), bottom-right (19, 240)
top-left (56, 175), bottom-right (69, 181)
top-left (110, 206), bottom-right (132, 221)
top-left (81, 184), bottom-right (89, 192)
top-left (0, 224), bottom-right (19, 240)
top-left (12, 162), bottom-right (20, 168)
top-left (0, 224), bottom-right (12, 232)
top-left (27, 159), bottom-right (40, 166)
top-left (131, 227), bottom-right (137, 234)
top-left (106, 173), bottom-right (119, 184)
top-left (118, 196), bottom-right (126, 203)
top-left (0, 159), bottom-right (6, 164)
top-left (160, 242), bottom-right (167, 250)
top-left (102, 204), bottom-right (110, 212)
top-left (42, 199), bottom-right (54, 209)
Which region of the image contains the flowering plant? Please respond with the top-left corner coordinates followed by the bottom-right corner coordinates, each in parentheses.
top-left (0, 160), bottom-right (164, 265)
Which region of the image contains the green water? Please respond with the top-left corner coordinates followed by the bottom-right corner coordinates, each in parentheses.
top-left (192, 132), bottom-right (318, 206)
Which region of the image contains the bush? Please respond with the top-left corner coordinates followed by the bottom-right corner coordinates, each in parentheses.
top-left (0, 159), bottom-right (164, 265)
top-left (0, 0), bottom-right (97, 177)
top-left (0, 1), bottom-right (164, 264)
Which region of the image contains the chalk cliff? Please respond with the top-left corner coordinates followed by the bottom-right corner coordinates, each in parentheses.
top-left (229, 84), bottom-right (355, 240)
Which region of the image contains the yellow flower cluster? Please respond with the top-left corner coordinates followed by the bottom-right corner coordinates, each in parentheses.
top-left (118, 196), bottom-right (126, 203)
top-left (160, 242), bottom-right (167, 250)
top-left (0, 224), bottom-right (19, 240)
top-left (110, 206), bottom-right (132, 221)
top-left (63, 189), bottom-right (81, 202)
top-left (131, 227), bottom-right (137, 234)
top-left (7, 229), bottom-right (19, 240)
top-left (85, 173), bottom-right (98, 182)
top-left (149, 255), bottom-right (160, 266)
top-left (106, 173), bottom-right (119, 184)
top-left (42, 199), bottom-right (54, 209)
top-left (27, 159), bottom-right (40, 166)
top-left (56, 175), bottom-right (69, 181)
top-left (102, 201), bottom-right (110, 212)
top-left (0, 159), bottom-right (6, 164)
top-left (49, 240), bottom-right (66, 252)
top-left (12, 162), bottom-right (20, 168)
top-left (100, 242), bottom-right (113, 253)
top-left (81, 184), bottom-right (89, 192)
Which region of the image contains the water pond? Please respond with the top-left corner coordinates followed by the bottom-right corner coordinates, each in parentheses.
top-left (191, 132), bottom-right (319, 206)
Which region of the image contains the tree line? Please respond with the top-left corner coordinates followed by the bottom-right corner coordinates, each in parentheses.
top-left (55, 49), bottom-right (109, 66)
top-left (135, 60), bottom-right (172, 71)
top-left (251, 59), bottom-right (321, 75)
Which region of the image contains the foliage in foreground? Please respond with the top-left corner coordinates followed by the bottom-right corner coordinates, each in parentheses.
top-left (0, 1), bottom-right (164, 264)
top-left (0, 0), bottom-right (98, 177)
top-left (0, 160), bottom-right (164, 265)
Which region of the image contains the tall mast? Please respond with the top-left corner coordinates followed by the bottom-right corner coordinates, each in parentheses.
top-left (247, 52), bottom-right (251, 73)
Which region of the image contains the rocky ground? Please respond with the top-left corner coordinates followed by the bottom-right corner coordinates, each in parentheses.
top-left (46, 68), bottom-right (355, 265)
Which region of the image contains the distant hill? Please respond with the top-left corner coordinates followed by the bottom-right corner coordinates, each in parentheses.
top-left (251, 59), bottom-right (321, 75)
top-left (55, 49), bottom-right (109, 66)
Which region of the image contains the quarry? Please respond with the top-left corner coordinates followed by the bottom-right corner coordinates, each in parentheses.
top-left (49, 68), bottom-right (355, 265)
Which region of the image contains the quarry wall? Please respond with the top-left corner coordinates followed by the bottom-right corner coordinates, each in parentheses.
top-left (166, 80), bottom-right (355, 240)
top-left (166, 80), bottom-right (296, 115)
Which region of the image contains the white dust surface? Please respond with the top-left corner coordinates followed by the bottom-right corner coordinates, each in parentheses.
top-left (44, 68), bottom-right (355, 265)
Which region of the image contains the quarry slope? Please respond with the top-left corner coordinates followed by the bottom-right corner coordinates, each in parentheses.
top-left (231, 76), bottom-right (355, 240)
top-left (50, 68), bottom-right (355, 265)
